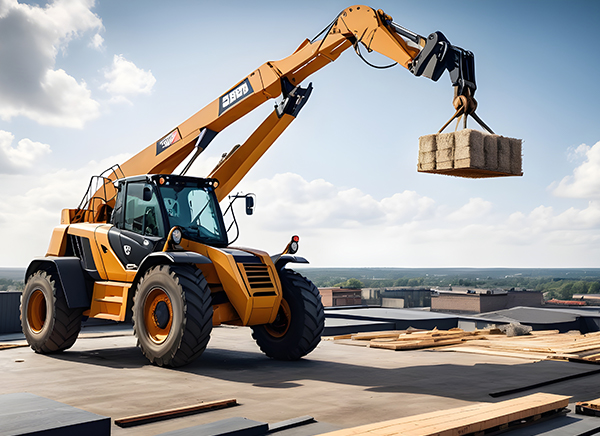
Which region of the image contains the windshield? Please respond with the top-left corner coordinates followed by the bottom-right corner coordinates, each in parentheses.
top-left (159, 183), bottom-right (227, 246)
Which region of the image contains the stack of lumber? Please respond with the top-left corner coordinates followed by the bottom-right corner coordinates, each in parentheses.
top-left (319, 393), bottom-right (570, 436)
top-left (418, 129), bottom-right (522, 178)
top-left (329, 327), bottom-right (503, 351)
top-left (328, 328), bottom-right (600, 362)
top-left (576, 397), bottom-right (600, 417)
top-left (445, 330), bottom-right (600, 362)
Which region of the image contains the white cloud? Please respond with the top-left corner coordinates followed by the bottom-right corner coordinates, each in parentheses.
top-left (89, 32), bottom-right (104, 50)
top-left (241, 173), bottom-right (434, 231)
top-left (447, 198), bottom-right (493, 221)
top-left (0, 152), bottom-right (131, 266)
top-left (0, 0), bottom-right (102, 128)
top-left (227, 173), bottom-right (600, 267)
top-left (101, 54), bottom-right (156, 100)
top-left (2, 165), bottom-right (599, 267)
top-left (552, 141), bottom-right (600, 199)
top-left (0, 130), bottom-right (51, 174)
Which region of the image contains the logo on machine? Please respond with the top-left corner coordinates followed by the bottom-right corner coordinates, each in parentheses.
top-left (123, 245), bottom-right (132, 256)
top-left (219, 78), bottom-right (254, 115)
top-left (155, 128), bottom-right (181, 155)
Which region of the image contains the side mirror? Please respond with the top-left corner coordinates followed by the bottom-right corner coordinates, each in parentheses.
top-left (143, 186), bottom-right (153, 202)
top-left (245, 195), bottom-right (255, 215)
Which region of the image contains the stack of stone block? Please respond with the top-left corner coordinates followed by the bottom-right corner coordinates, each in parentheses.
top-left (418, 129), bottom-right (522, 178)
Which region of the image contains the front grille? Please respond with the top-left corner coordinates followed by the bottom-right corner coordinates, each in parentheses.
top-left (240, 263), bottom-right (276, 295)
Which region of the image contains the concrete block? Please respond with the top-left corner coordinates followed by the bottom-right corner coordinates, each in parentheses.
top-left (418, 134), bottom-right (437, 152)
top-left (497, 136), bottom-right (511, 173)
top-left (417, 129), bottom-right (522, 178)
top-left (434, 132), bottom-right (455, 169)
top-left (158, 417), bottom-right (268, 436)
top-left (418, 151), bottom-right (436, 171)
top-left (0, 392), bottom-right (110, 436)
top-left (484, 134), bottom-right (498, 170)
top-left (510, 138), bottom-right (523, 175)
top-left (454, 129), bottom-right (484, 168)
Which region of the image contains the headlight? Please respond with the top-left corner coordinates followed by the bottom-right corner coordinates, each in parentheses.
top-left (172, 228), bottom-right (182, 245)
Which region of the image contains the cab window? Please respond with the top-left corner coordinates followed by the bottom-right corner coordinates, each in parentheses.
top-left (124, 183), bottom-right (165, 237)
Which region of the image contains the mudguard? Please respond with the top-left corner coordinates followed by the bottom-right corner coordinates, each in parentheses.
top-left (273, 254), bottom-right (309, 271)
top-left (137, 251), bottom-right (211, 277)
top-left (26, 257), bottom-right (91, 309)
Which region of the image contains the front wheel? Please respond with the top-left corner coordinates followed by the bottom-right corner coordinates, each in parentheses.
top-left (21, 270), bottom-right (83, 353)
top-left (132, 265), bottom-right (213, 367)
top-left (252, 269), bottom-right (324, 360)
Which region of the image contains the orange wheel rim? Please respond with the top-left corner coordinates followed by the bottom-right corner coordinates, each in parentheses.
top-left (143, 288), bottom-right (173, 344)
top-left (27, 289), bottom-right (47, 333)
top-left (265, 299), bottom-right (291, 338)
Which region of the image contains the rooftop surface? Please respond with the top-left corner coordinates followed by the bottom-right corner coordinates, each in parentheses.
top-left (3, 323), bottom-right (600, 435)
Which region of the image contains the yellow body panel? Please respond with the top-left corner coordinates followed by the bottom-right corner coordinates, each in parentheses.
top-left (181, 239), bottom-right (282, 326)
top-left (93, 225), bottom-right (136, 283)
top-left (46, 225), bottom-right (69, 257)
top-left (83, 281), bottom-right (131, 321)
top-left (212, 303), bottom-right (241, 326)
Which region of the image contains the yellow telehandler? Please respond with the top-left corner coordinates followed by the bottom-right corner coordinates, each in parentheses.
top-left (22, 5), bottom-right (489, 366)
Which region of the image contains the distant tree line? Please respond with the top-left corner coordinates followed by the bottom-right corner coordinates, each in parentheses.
top-left (0, 278), bottom-right (23, 292)
top-left (307, 273), bottom-right (600, 301)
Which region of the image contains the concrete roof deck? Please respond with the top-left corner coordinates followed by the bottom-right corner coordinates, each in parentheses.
top-left (3, 324), bottom-right (600, 435)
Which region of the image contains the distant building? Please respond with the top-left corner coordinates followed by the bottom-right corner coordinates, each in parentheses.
top-left (545, 299), bottom-right (586, 307)
top-left (431, 289), bottom-right (543, 314)
top-left (318, 287), bottom-right (362, 307)
top-left (573, 294), bottom-right (600, 305)
top-left (361, 287), bottom-right (431, 307)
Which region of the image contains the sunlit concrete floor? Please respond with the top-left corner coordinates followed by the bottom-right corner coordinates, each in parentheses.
top-left (2, 324), bottom-right (600, 435)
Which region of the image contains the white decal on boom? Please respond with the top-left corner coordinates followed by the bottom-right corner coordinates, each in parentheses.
top-left (222, 82), bottom-right (250, 109)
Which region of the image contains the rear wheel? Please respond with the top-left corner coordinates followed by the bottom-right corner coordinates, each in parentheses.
top-left (252, 269), bottom-right (324, 360)
top-left (21, 270), bottom-right (83, 353)
top-left (133, 265), bottom-right (213, 367)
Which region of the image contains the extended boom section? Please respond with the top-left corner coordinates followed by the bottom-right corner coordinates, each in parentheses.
top-left (112, 5), bottom-right (477, 202)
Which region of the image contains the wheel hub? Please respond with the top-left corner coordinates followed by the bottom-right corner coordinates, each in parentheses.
top-left (154, 301), bottom-right (171, 329)
top-left (143, 288), bottom-right (173, 344)
top-left (27, 289), bottom-right (47, 333)
top-left (265, 299), bottom-right (292, 338)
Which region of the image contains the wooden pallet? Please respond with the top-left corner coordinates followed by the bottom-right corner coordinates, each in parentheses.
top-left (319, 393), bottom-right (570, 436)
top-left (576, 397), bottom-right (600, 417)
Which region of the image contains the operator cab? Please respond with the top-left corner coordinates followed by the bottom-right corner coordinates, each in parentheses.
top-left (109, 174), bottom-right (228, 269)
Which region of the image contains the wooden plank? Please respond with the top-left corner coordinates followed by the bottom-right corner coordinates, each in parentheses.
top-left (439, 345), bottom-right (547, 361)
top-left (400, 393), bottom-right (567, 436)
top-left (0, 343), bottom-right (28, 350)
top-left (529, 330), bottom-right (561, 336)
top-left (114, 398), bottom-right (237, 427)
top-left (333, 339), bottom-right (370, 347)
top-left (351, 331), bottom-right (407, 341)
top-left (319, 393), bottom-right (569, 436)
top-left (321, 334), bottom-right (353, 341)
top-left (369, 338), bottom-right (464, 351)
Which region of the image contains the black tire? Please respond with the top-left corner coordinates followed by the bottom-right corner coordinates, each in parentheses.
top-left (252, 269), bottom-right (324, 360)
top-left (132, 264), bottom-right (213, 367)
top-left (20, 270), bottom-right (83, 353)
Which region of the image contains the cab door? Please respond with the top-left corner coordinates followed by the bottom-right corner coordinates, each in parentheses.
top-left (109, 181), bottom-right (166, 270)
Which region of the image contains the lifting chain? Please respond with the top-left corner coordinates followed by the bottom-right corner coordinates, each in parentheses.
top-left (437, 89), bottom-right (495, 134)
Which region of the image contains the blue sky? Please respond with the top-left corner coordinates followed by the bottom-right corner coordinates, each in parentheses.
top-left (0, 0), bottom-right (599, 268)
